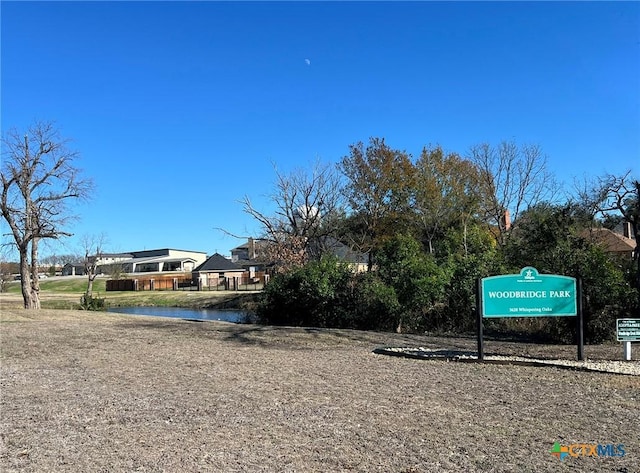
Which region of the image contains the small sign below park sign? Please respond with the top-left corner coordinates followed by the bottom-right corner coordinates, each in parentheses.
top-left (617, 319), bottom-right (640, 342)
top-left (617, 319), bottom-right (639, 361)
top-left (481, 267), bottom-right (577, 318)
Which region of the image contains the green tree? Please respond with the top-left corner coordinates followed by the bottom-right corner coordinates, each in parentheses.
top-left (376, 234), bottom-right (449, 333)
top-left (256, 256), bottom-right (353, 328)
top-left (426, 222), bottom-right (504, 332)
top-left (348, 272), bottom-right (401, 331)
top-left (504, 203), bottom-right (636, 342)
top-left (257, 256), bottom-right (403, 332)
top-left (339, 138), bottom-right (414, 270)
top-left (413, 146), bottom-right (482, 255)
top-left (503, 203), bottom-right (577, 270)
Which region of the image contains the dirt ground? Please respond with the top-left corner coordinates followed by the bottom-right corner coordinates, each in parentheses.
top-left (1, 306), bottom-right (639, 472)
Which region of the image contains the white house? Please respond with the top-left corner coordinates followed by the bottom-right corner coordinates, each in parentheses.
top-left (116, 249), bottom-right (207, 274)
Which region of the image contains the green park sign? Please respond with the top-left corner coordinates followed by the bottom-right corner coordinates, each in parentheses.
top-left (481, 267), bottom-right (577, 318)
top-left (476, 267), bottom-right (584, 361)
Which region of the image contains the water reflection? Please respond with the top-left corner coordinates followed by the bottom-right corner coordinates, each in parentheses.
top-left (108, 306), bottom-right (247, 323)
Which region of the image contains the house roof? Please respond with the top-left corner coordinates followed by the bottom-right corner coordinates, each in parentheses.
top-left (231, 240), bottom-right (267, 252)
top-left (119, 255), bottom-right (197, 266)
top-left (99, 253), bottom-right (133, 259)
top-left (130, 248), bottom-right (207, 258)
top-left (231, 236), bottom-right (368, 265)
top-left (317, 236), bottom-right (369, 264)
top-left (583, 228), bottom-right (636, 254)
top-left (194, 253), bottom-right (244, 272)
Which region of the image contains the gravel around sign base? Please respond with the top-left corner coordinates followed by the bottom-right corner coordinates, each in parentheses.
top-left (375, 347), bottom-right (640, 376)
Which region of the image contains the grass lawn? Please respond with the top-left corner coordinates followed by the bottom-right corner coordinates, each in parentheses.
top-left (4, 277), bottom-right (104, 294)
top-left (1, 277), bottom-right (257, 310)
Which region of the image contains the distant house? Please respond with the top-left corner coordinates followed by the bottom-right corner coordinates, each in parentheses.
top-left (66, 248), bottom-right (208, 276)
top-left (59, 254), bottom-right (132, 277)
top-left (614, 221), bottom-right (637, 243)
top-left (192, 253), bottom-right (246, 288)
top-left (62, 263), bottom-right (86, 276)
top-left (582, 227), bottom-right (636, 260)
top-left (117, 249), bottom-right (207, 274)
top-left (94, 253), bottom-right (133, 267)
top-left (230, 238), bottom-right (270, 277)
top-left (315, 236), bottom-right (369, 272)
top-left (231, 238), bottom-right (260, 263)
top-left (231, 236), bottom-right (369, 273)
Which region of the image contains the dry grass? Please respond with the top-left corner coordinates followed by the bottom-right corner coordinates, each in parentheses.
top-left (1, 303), bottom-right (639, 472)
top-left (0, 287), bottom-right (255, 311)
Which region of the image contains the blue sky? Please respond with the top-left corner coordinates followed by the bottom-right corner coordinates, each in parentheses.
top-left (2, 1), bottom-right (639, 259)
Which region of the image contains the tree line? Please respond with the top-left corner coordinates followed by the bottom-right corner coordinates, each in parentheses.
top-left (2, 122), bottom-right (638, 343)
top-left (246, 137), bottom-right (638, 342)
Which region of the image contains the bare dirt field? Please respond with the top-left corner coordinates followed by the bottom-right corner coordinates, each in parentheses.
top-left (1, 304), bottom-right (639, 472)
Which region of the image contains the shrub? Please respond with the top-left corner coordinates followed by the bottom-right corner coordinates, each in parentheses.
top-left (79, 293), bottom-right (106, 311)
top-left (257, 256), bottom-right (405, 331)
top-left (376, 235), bottom-right (449, 332)
top-left (347, 272), bottom-right (400, 331)
top-left (257, 256), bottom-right (353, 328)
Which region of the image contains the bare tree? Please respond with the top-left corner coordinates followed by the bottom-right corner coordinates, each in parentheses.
top-left (595, 172), bottom-right (639, 239)
top-left (1, 121), bottom-right (92, 308)
top-left (468, 140), bottom-right (557, 245)
top-left (80, 233), bottom-right (108, 298)
top-left (238, 161), bottom-right (344, 273)
top-left (570, 175), bottom-right (605, 226)
top-left (595, 171), bottom-right (640, 308)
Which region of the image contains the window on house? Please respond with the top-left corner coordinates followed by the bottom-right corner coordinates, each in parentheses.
top-left (164, 261), bottom-right (182, 271)
top-left (138, 263), bottom-right (159, 272)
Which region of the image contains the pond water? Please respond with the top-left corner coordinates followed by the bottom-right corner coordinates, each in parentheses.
top-left (108, 306), bottom-right (248, 323)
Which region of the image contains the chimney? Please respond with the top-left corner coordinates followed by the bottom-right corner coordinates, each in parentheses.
top-left (623, 221), bottom-right (633, 239)
top-left (248, 237), bottom-right (256, 259)
top-left (500, 209), bottom-right (511, 231)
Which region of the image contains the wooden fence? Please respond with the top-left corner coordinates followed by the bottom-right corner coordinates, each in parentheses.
top-left (106, 279), bottom-right (136, 291)
top-left (197, 275), bottom-right (267, 292)
top-left (106, 273), bottom-right (267, 292)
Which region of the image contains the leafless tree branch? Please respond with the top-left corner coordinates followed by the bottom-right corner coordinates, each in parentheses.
top-left (1, 121), bottom-right (93, 308)
top-left (468, 140), bottom-right (557, 245)
top-left (232, 160), bottom-right (344, 272)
